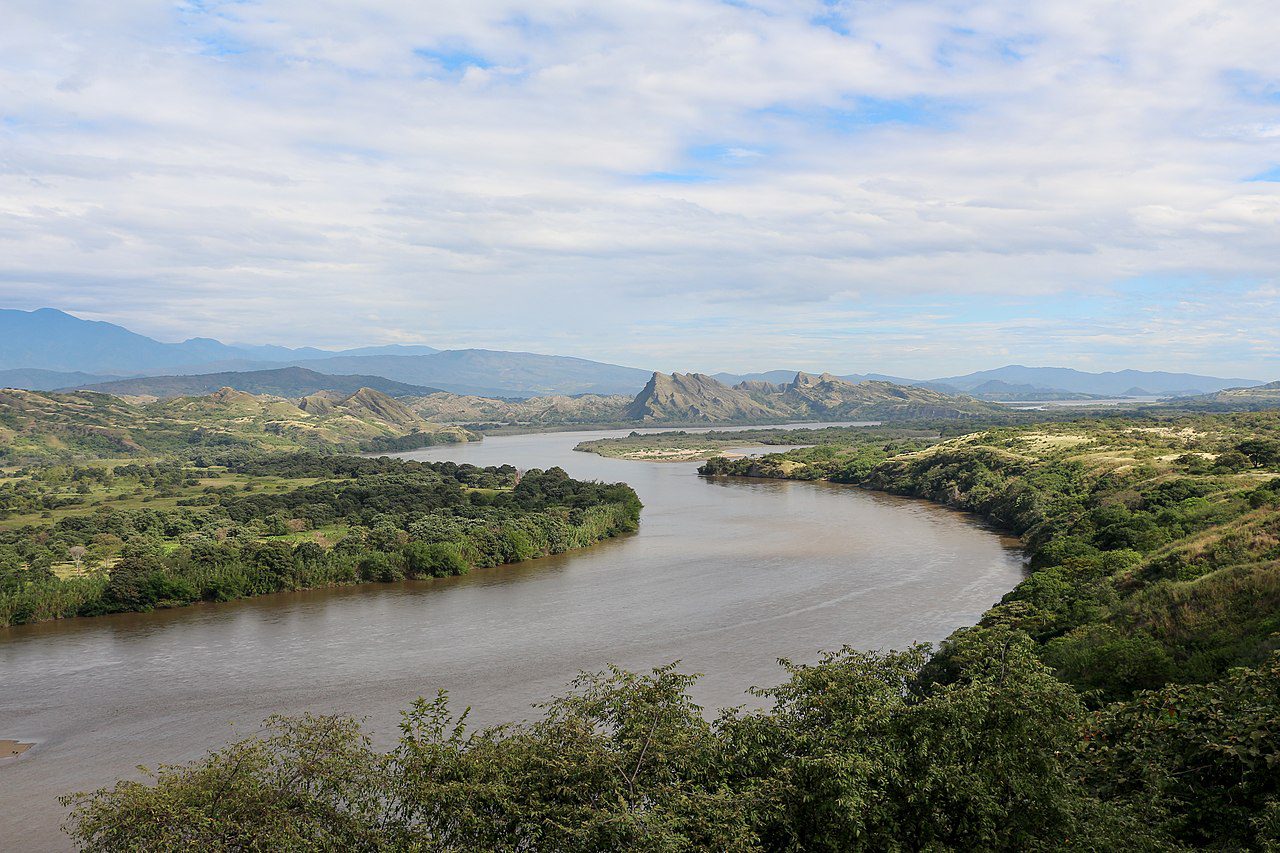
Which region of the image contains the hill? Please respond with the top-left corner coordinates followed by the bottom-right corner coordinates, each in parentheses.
top-left (627, 373), bottom-right (787, 421)
top-left (71, 366), bottom-right (440, 399)
top-left (0, 387), bottom-right (471, 464)
top-left (930, 364), bottom-right (1262, 397)
top-left (1169, 379), bottom-right (1280, 410)
top-left (403, 392), bottom-right (632, 425)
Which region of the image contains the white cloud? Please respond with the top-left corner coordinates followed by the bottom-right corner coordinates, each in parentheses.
top-left (0, 0), bottom-right (1278, 376)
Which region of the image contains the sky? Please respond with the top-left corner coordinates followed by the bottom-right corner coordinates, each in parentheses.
top-left (1, 0), bottom-right (1278, 379)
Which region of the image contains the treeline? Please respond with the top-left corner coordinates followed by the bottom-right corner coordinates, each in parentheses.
top-left (0, 453), bottom-right (640, 626)
top-left (699, 434), bottom-right (938, 482)
top-left (63, 630), bottom-right (1280, 850)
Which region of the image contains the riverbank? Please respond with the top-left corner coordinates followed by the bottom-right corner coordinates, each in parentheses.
top-left (700, 413), bottom-right (1280, 695)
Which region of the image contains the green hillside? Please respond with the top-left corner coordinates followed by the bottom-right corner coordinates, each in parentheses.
top-left (0, 387), bottom-right (472, 465)
top-left (703, 412), bottom-right (1280, 691)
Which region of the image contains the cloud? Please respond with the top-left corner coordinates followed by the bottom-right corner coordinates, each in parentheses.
top-left (0, 0), bottom-right (1277, 377)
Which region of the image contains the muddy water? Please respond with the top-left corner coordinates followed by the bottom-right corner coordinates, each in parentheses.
top-left (0, 427), bottom-right (1023, 850)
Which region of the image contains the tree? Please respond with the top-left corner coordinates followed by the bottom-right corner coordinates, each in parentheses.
top-left (1236, 438), bottom-right (1280, 468)
top-left (67, 545), bottom-right (88, 571)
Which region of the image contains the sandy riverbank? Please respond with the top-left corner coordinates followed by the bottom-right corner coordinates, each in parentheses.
top-left (1, 740), bottom-right (34, 759)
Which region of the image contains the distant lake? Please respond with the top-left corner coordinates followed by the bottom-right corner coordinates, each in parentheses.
top-left (0, 426), bottom-right (1023, 850)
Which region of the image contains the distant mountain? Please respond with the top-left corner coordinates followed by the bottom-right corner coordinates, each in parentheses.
top-left (927, 365), bottom-right (1263, 397)
top-left (269, 350), bottom-right (654, 397)
top-left (70, 366), bottom-right (440, 399)
top-left (627, 372), bottom-right (999, 423)
top-left (0, 308), bottom-right (244, 373)
top-left (0, 308), bottom-right (437, 375)
top-left (230, 343), bottom-right (440, 361)
top-left (0, 308), bottom-right (651, 397)
top-left (0, 368), bottom-right (125, 391)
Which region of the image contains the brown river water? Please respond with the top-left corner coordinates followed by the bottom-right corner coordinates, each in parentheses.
top-left (0, 427), bottom-right (1024, 850)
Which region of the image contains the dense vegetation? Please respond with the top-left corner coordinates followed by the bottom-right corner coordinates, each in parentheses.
top-left (574, 425), bottom-right (941, 461)
top-left (0, 453), bottom-right (640, 626)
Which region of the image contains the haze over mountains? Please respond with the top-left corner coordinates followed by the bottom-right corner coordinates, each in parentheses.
top-left (0, 307), bottom-right (439, 377)
top-left (0, 308), bottom-right (1268, 400)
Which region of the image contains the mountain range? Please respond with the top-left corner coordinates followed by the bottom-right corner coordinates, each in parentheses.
top-left (0, 307), bottom-right (439, 375)
top-left (0, 308), bottom-right (1269, 400)
top-left (72, 366), bottom-right (441, 399)
top-left (923, 365), bottom-right (1263, 397)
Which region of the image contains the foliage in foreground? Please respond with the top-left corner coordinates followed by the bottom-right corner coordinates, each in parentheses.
top-left (61, 630), bottom-right (1280, 851)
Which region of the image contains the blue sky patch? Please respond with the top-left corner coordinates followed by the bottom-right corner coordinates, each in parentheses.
top-left (414, 48), bottom-right (492, 73)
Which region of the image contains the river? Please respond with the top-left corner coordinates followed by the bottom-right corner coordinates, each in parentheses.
top-left (0, 427), bottom-right (1024, 850)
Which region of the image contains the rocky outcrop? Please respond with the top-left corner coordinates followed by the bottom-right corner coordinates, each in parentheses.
top-left (626, 373), bottom-right (788, 422)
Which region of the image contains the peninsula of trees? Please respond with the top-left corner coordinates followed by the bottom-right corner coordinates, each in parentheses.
top-left (1, 453), bottom-right (641, 625)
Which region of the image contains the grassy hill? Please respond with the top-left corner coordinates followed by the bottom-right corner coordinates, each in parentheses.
top-left (0, 387), bottom-right (472, 464)
top-left (1169, 379), bottom-right (1280, 411)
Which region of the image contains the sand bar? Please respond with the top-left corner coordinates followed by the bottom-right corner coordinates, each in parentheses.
top-left (1, 740), bottom-right (34, 759)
